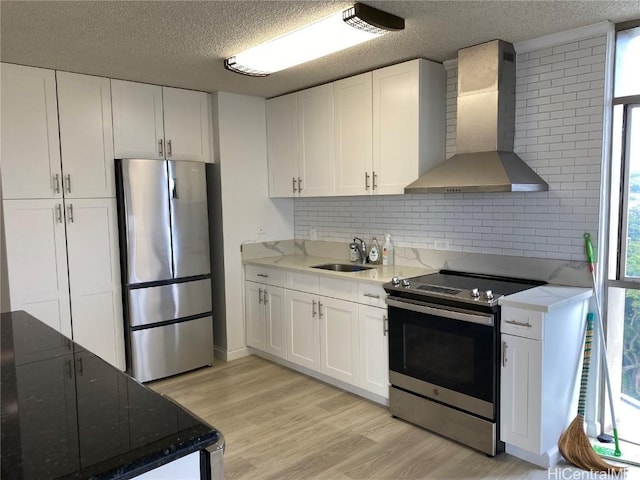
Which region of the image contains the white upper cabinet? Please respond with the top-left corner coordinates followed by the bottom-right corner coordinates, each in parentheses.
top-left (111, 80), bottom-right (211, 162)
top-left (334, 73), bottom-right (373, 196)
top-left (2, 199), bottom-right (72, 337)
top-left (373, 59), bottom-right (445, 195)
top-left (1, 63), bottom-right (62, 199)
top-left (266, 94), bottom-right (299, 197)
top-left (297, 83), bottom-right (335, 197)
top-left (57, 72), bottom-right (115, 198)
top-left (266, 58), bottom-right (444, 198)
top-left (266, 83), bottom-right (335, 197)
top-left (162, 87), bottom-right (211, 162)
top-left (111, 80), bottom-right (164, 159)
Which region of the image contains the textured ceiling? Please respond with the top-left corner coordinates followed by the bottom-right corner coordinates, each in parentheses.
top-left (1, 1), bottom-right (639, 98)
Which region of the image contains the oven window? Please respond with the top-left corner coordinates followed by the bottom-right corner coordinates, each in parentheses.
top-left (389, 305), bottom-right (496, 403)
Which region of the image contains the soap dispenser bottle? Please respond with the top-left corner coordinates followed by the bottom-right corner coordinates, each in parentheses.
top-left (382, 234), bottom-right (394, 266)
top-left (369, 237), bottom-right (380, 264)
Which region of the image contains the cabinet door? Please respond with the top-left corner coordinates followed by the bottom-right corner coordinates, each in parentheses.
top-left (373, 60), bottom-right (420, 194)
top-left (265, 286), bottom-right (286, 359)
top-left (1, 63), bottom-right (62, 199)
top-left (245, 282), bottom-right (267, 351)
top-left (57, 72), bottom-right (115, 198)
top-left (358, 305), bottom-right (389, 397)
top-left (65, 199), bottom-right (125, 370)
top-left (319, 296), bottom-right (359, 385)
top-left (163, 87), bottom-right (211, 162)
top-left (2, 199), bottom-right (72, 337)
top-left (500, 334), bottom-right (543, 452)
top-left (266, 94), bottom-right (299, 197)
top-left (111, 79), bottom-right (164, 159)
top-left (285, 290), bottom-right (319, 370)
top-left (297, 84), bottom-right (335, 197)
top-left (334, 73), bottom-right (373, 196)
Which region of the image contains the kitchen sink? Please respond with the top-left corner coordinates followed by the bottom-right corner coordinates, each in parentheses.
top-left (311, 263), bottom-right (374, 273)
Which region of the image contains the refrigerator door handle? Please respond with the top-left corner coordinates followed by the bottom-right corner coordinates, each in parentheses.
top-left (171, 177), bottom-right (179, 199)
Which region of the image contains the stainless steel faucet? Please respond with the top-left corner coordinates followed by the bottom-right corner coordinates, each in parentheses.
top-left (350, 237), bottom-right (367, 264)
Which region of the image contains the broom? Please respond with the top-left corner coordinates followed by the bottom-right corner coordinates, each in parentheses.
top-left (558, 313), bottom-right (625, 474)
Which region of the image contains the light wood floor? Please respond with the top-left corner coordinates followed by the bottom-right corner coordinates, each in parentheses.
top-left (150, 356), bottom-right (636, 479)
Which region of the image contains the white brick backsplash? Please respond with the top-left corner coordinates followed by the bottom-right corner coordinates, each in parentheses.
top-left (293, 35), bottom-right (607, 262)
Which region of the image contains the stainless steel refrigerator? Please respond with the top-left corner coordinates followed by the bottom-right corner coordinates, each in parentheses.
top-left (115, 158), bottom-right (213, 383)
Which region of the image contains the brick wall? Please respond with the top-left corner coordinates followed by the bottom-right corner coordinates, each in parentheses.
top-left (294, 35), bottom-right (607, 262)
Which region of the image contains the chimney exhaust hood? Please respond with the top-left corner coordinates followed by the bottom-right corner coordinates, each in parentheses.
top-left (405, 40), bottom-right (548, 194)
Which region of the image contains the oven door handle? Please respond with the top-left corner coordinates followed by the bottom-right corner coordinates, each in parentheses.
top-left (386, 297), bottom-right (494, 326)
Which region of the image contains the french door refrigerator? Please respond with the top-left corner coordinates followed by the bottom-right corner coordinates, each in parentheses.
top-left (115, 158), bottom-right (213, 382)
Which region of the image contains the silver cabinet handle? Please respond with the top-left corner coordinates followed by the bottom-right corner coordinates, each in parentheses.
top-left (167, 139), bottom-right (172, 157)
top-left (53, 174), bottom-right (61, 194)
top-left (312, 300), bottom-right (317, 317)
top-left (373, 171), bottom-right (377, 190)
top-left (65, 359), bottom-right (73, 379)
top-left (67, 203), bottom-right (74, 223)
top-left (298, 177), bottom-right (303, 193)
top-left (258, 288), bottom-right (263, 304)
top-left (383, 315), bottom-right (388, 336)
top-left (159, 139), bottom-right (164, 156)
top-left (264, 290), bottom-right (269, 305)
top-left (502, 341), bottom-right (508, 367)
top-left (256, 273), bottom-right (269, 278)
top-left (505, 319), bottom-right (532, 328)
top-left (318, 301), bottom-right (323, 319)
top-left (77, 357), bottom-right (84, 376)
top-left (55, 203), bottom-right (63, 223)
top-left (65, 174), bottom-right (71, 193)
top-left (292, 177), bottom-right (297, 193)
top-left (365, 172), bottom-right (370, 190)
top-left (363, 293), bottom-right (380, 299)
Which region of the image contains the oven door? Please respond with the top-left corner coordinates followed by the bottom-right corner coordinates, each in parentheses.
top-left (387, 297), bottom-right (497, 420)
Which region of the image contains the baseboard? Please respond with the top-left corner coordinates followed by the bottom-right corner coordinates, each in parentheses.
top-left (248, 348), bottom-right (389, 407)
top-left (506, 444), bottom-right (561, 468)
top-left (213, 345), bottom-right (250, 362)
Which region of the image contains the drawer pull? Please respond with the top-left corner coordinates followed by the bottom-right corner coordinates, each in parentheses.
top-left (257, 273), bottom-right (269, 278)
top-left (505, 319), bottom-right (532, 328)
top-left (502, 341), bottom-right (508, 367)
top-left (363, 293), bottom-right (381, 299)
top-left (312, 300), bottom-right (317, 317)
top-left (383, 315), bottom-right (388, 336)
top-left (258, 288), bottom-right (264, 304)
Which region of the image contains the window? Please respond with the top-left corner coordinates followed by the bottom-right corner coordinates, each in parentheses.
top-left (609, 23), bottom-right (640, 446)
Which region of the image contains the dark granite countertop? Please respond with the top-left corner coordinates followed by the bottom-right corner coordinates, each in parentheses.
top-left (1, 311), bottom-right (222, 480)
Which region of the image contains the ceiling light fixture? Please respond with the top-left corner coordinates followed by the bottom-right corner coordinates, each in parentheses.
top-left (224, 3), bottom-right (404, 77)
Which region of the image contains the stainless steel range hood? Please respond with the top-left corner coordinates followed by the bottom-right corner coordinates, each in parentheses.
top-left (405, 40), bottom-right (548, 193)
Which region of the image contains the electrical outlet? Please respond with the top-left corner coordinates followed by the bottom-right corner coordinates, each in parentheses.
top-left (435, 240), bottom-right (449, 250)
top-left (310, 229), bottom-right (317, 241)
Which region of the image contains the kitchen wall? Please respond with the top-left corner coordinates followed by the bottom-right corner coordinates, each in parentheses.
top-left (294, 32), bottom-right (607, 263)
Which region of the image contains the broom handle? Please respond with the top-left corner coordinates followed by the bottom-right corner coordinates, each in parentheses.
top-left (578, 314), bottom-right (595, 416)
top-left (584, 233), bottom-right (621, 454)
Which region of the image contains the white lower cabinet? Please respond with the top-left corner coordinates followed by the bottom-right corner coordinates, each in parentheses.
top-left (319, 297), bottom-right (359, 384)
top-left (3, 198), bottom-right (124, 369)
top-left (499, 290), bottom-right (591, 468)
top-left (3, 199), bottom-right (72, 337)
top-left (247, 266), bottom-right (390, 402)
top-left (358, 305), bottom-right (389, 397)
top-left (285, 290), bottom-right (320, 370)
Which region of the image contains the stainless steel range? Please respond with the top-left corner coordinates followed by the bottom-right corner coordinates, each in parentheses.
top-left (384, 270), bottom-right (545, 456)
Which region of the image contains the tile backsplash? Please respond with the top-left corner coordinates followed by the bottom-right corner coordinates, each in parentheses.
top-left (294, 35), bottom-right (606, 263)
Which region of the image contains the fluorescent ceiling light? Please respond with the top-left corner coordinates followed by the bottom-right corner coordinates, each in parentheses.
top-left (225, 3), bottom-right (404, 77)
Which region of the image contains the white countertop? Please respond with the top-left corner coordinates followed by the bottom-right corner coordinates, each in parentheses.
top-left (243, 254), bottom-right (434, 285)
top-left (499, 285), bottom-right (593, 312)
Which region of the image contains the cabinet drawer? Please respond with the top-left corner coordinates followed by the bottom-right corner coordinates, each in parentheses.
top-left (501, 307), bottom-right (544, 340)
top-left (286, 272), bottom-right (319, 294)
top-left (319, 277), bottom-right (358, 302)
top-left (358, 282), bottom-right (387, 308)
top-left (245, 265), bottom-right (285, 287)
